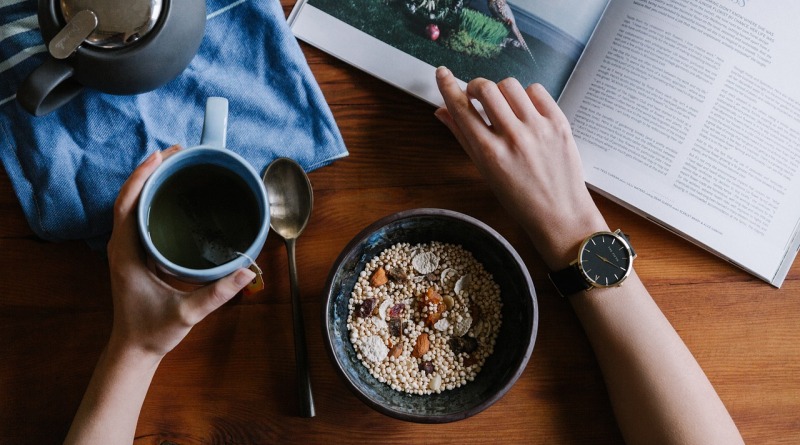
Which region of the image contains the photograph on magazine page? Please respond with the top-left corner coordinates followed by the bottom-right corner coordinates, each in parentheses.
top-left (307, 0), bottom-right (609, 97)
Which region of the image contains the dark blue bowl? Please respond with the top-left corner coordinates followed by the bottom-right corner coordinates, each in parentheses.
top-left (322, 208), bottom-right (538, 423)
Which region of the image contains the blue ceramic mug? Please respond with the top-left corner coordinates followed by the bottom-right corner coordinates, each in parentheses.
top-left (137, 97), bottom-right (270, 283)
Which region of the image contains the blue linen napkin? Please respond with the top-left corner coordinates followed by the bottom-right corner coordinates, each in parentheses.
top-left (0, 0), bottom-right (348, 246)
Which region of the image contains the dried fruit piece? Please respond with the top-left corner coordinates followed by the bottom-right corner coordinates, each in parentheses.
top-left (421, 287), bottom-right (442, 307)
top-left (419, 360), bottom-right (435, 375)
top-left (428, 288), bottom-right (443, 304)
top-left (448, 337), bottom-right (465, 354)
top-left (470, 303), bottom-right (483, 323)
top-left (463, 355), bottom-right (479, 367)
top-left (357, 298), bottom-right (377, 318)
top-left (443, 294), bottom-right (455, 310)
top-left (447, 337), bottom-right (464, 355)
top-left (448, 335), bottom-right (479, 355)
top-left (425, 302), bottom-right (446, 327)
top-left (388, 318), bottom-right (403, 337)
top-left (418, 288), bottom-right (447, 326)
top-left (412, 333), bottom-right (430, 358)
top-left (386, 266), bottom-right (408, 283)
top-left (388, 303), bottom-right (405, 319)
top-left (370, 266), bottom-right (388, 287)
top-left (462, 336), bottom-right (479, 353)
top-left (412, 251), bottom-right (439, 274)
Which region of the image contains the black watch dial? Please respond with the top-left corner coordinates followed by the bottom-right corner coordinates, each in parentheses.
top-left (578, 232), bottom-right (633, 287)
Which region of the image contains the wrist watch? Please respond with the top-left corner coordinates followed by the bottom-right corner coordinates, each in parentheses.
top-left (548, 229), bottom-right (636, 297)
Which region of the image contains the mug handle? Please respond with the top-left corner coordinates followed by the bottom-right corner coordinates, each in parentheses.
top-left (200, 97), bottom-right (229, 148)
top-left (17, 57), bottom-right (84, 116)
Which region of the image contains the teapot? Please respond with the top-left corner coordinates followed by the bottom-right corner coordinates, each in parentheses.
top-left (17, 0), bottom-right (206, 116)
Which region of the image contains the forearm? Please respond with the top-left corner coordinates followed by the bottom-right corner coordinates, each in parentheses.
top-left (65, 342), bottom-right (162, 445)
top-left (569, 273), bottom-right (743, 445)
top-left (432, 69), bottom-right (742, 443)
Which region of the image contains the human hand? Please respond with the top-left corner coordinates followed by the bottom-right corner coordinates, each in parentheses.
top-left (434, 67), bottom-right (608, 269)
top-left (106, 146), bottom-right (256, 362)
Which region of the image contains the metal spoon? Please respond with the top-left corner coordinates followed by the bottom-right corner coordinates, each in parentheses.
top-left (263, 157), bottom-right (315, 418)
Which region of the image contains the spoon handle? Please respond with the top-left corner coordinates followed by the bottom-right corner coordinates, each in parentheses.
top-left (286, 238), bottom-right (315, 417)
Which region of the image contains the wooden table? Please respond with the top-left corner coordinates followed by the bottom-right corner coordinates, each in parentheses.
top-left (2, 4), bottom-right (799, 443)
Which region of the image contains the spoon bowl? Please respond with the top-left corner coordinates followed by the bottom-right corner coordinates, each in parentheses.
top-left (263, 157), bottom-right (315, 418)
top-left (265, 159), bottom-right (313, 239)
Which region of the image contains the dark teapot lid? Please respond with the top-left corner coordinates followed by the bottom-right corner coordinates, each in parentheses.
top-left (60, 0), bottom-right (163, 49)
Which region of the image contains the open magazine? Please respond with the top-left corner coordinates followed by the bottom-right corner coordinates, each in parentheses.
top-left (289, 0), bottom-right (800, 287)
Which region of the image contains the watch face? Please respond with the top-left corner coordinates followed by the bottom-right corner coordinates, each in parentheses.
top-left (578, 232), bottom-right (633, 287)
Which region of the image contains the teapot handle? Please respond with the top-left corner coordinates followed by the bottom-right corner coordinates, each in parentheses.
top-left (200, 97), bottom-right (228, 148)
top-left (17, 57), bottom-right (84, 116)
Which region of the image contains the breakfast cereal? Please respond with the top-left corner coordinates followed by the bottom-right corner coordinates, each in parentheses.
top-left (347, 242), bottom-right (502, 395)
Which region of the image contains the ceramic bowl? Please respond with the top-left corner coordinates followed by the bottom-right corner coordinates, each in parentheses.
top-left (322, 208), bottom-right (538, 423)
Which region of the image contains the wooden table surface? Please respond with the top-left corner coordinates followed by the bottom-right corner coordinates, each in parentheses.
top-left (2, 4), bottom-right (799, 444)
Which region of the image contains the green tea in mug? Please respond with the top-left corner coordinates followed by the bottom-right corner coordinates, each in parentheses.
top-left (147, 163), bottom-right (261, 269)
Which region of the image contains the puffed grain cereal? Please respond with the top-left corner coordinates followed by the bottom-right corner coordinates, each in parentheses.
top-left (347, 242), bottom-right (503, 395)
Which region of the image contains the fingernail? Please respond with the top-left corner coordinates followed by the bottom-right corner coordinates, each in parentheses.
top-left (436, 66), bottom-right (450, 79)
top-left (433, 108), bottom-right (445, 122)
top-left (235, 268), bottom-right (256, 287)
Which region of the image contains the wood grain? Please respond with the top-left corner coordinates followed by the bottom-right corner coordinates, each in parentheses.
top-left (0, 2), bottom-right (797, 443)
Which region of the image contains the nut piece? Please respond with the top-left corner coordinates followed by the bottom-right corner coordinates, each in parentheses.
top-left (443, 294), bottom-right (455, 310)
top-left (389, 343), bottom-right (403, 358)
top-left (412, 333), bottom-right (430, 358)
top-left (370, 266), bottom-right (388, 287)
top-left (378, 298), bottom-right (392, 320)
top-left (440, 268), bottom-right (457, 286)
top-left (429, 374), bottom-right (443, 391)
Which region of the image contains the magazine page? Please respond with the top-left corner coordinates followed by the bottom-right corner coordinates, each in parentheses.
top-left (558, 0), bottom-right (800, 285)
top-left (289, 0), bottom-right (608, 104)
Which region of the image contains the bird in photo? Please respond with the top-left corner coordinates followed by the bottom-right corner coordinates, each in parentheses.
top-left (487, 0), bottom-right (538, 67)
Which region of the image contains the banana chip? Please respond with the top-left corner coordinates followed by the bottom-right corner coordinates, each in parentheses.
top-left (378, 299), bottom-right (393, 320)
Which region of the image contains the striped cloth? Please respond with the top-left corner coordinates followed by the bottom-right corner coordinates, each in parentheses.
top-left (0, 0), bottom-right (347, 245)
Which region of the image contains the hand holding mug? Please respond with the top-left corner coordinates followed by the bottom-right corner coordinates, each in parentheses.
top-left (107, 146), bottom-right (256, 359)
top-left (137, 97), bottom-right (270, 283)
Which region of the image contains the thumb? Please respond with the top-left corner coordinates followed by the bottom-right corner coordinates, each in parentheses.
top-left (184, 268), bottom-right (256, 323)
